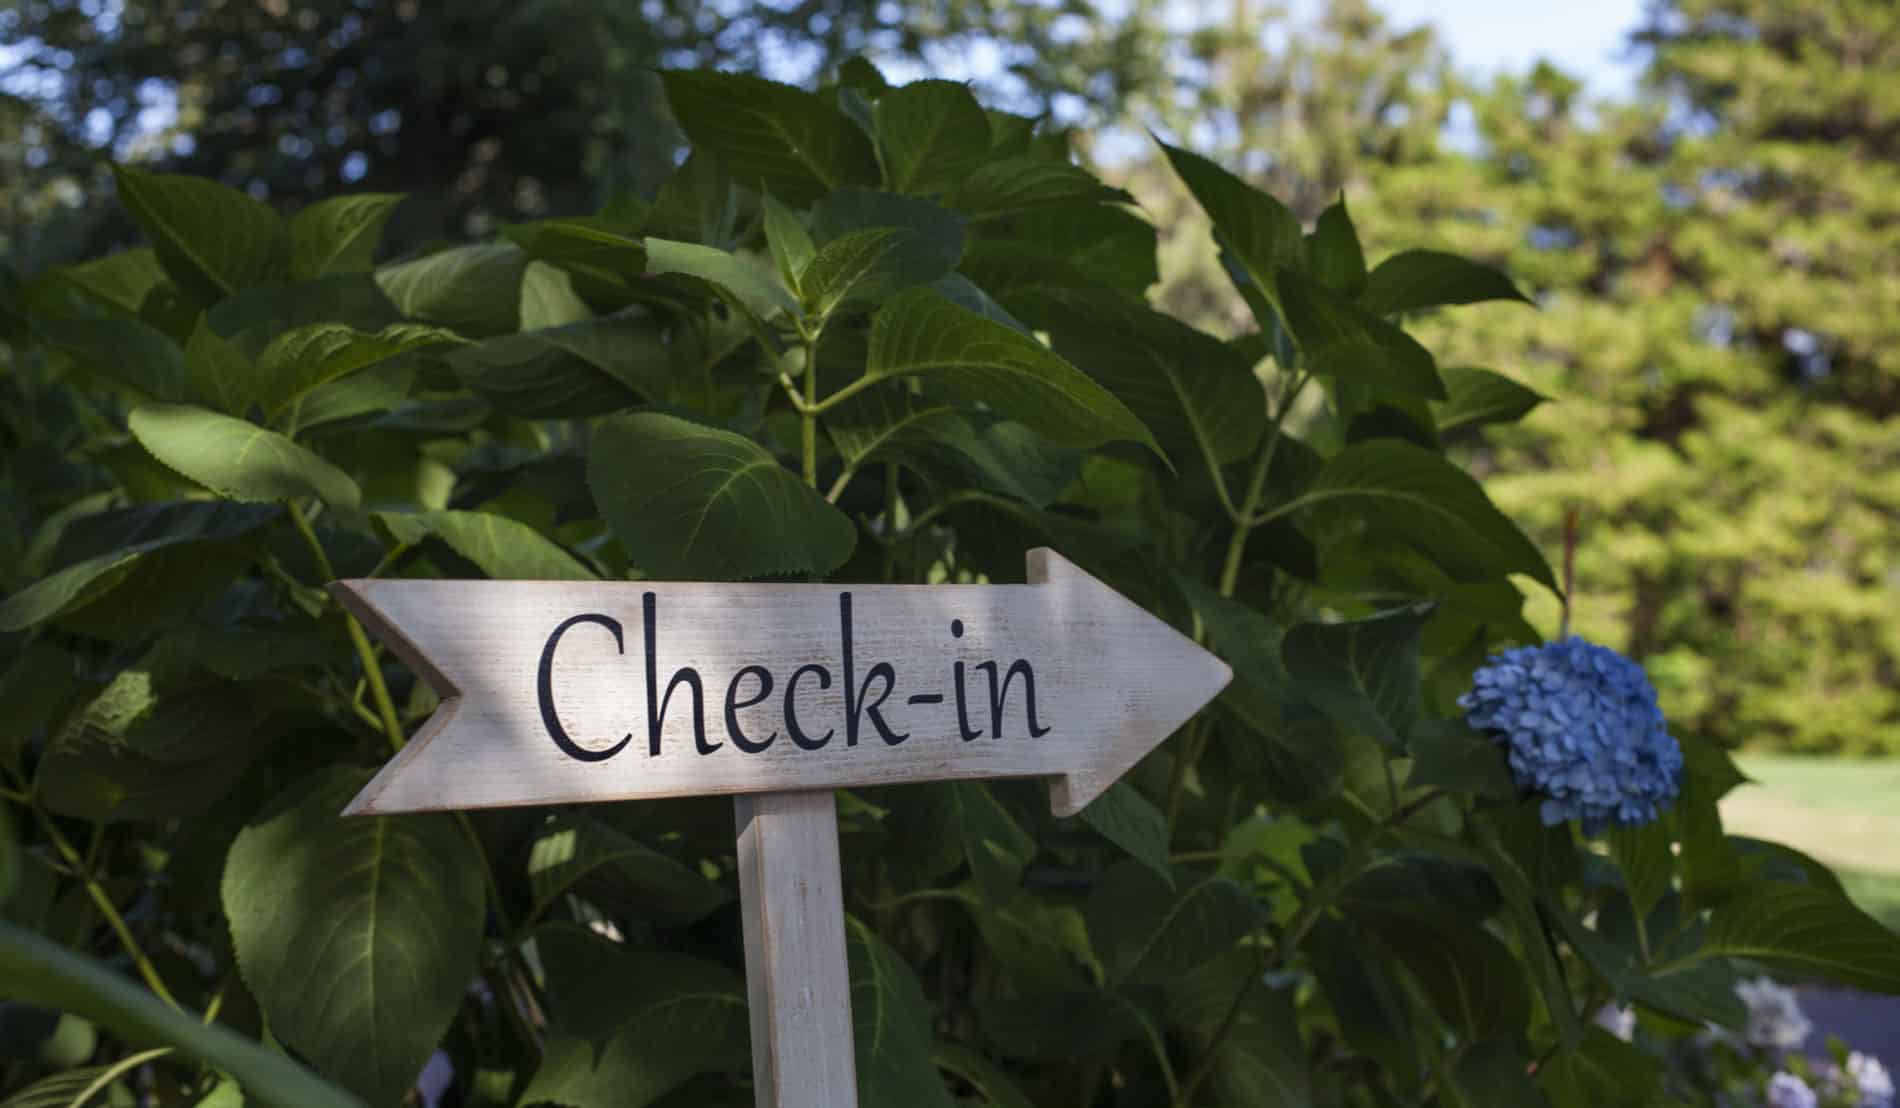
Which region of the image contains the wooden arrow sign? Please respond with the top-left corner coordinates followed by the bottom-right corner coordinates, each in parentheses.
top-left (332, 548), bottom-right (1230, 818)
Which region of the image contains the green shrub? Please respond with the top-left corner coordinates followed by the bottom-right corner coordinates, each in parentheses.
top-left (2, 62), bottom-right (1896, 1108)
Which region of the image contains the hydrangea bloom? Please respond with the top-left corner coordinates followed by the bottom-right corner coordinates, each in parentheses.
top-left (1822, 1053), bottom-right (1896, 1108)
top-left (1737, 978), bottom-right (1813, 1053)
top-left (1766, 1072), bottom-right (1818, 1108)
top-left (1593, 1004), bottom-right (1636, 1042)
top-left (1460, 636), bottom-right (1682, 832)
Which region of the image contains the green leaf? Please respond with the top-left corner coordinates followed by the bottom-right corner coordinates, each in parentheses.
top-left (1359, 249), bottom-right (1532, 316)
top-left (290, 193), bottom-right (404, 279)
top-left (1406, 718), bottom-right (1518, 798)
top-left (375, 244), bottom-right (532, 337)
top-left (53, 248), bottom-right (167, 316)
top-left (848, 919), bottom-right (958, 1108)
top-left (0, 806), bottom-right (16, 906)
top-left (500, 216), bottom-right (647, 302)
top-left (1539, 1027), bottom-right (1665, 1108)
top-left (761, 190), bottom-right (817, 290)
top-left (1086, 860), bottom-right (1262, 985)
top-left (38, 316), bottom-right (191, 403)
top-left (1449, 1041), bottom-right (1549, 1108)
top-left (254, 322), bottom-right (460, 418)
top-left (223, 767), bottom-right (484, 1105)
top-left (1015, 205), bottom-right (1159, 296)
top-left (644, 237), bottom-right (798, 320)
top-left (825, 390), bottom-right (1076, 509)
top-left (1281, 606), bottom-right (1429, 749)
top-left (875, 79), bottom-right (991, 194)
top-left (37, 643), bottom-right (263, 822)
top-left (0, 551), bottom-right (142, 633)
top-left (290, 363), bottom-right (417, 432)
top-left (1276, 271), bottom-right (1446, 400)
top-left (517, 261), bottom-right (591, 330)
top-left (1350, 902), bottom-right (1531, 1040)
top-left (520, 926), bottom-right (747, 1108)
top-left (660, 71), bottom-right (880, 205)
top-left (1169, 957), bottom-right (1311, 1106)
top-left (112, 165), bottom-right (289, 302)
top-left (588, 411), bottom-right (856, 580)
top-left (129, 405), bottom-right (362, 510)
top-left (929, 1042), bottom-right (1035, 1108)
top-left (377, 510), bottom-right (595, 581)
top-left (0, 921), bottom-right (366, 1108)
top-left (1433, 367), bottom-right (1547, 435)
top-left (866, 288), bottom-right (1161, 455)
top-left (1079, 781), bottom-right (1172, 882)
top-left (806, 189), bottom-right (965, 314)
top-left (1158, 143), bottom-right (1304, 315)
top-left (449, 314), bottom-right (666, 417)
top-left (184, 318), bottom-right (254, 414)
top-left (897, 783), bottom-right (1036, 903)
top-left (946, 156), bottom-right (1128, 215)
top-left (1309, 196), bottom-right (1367, 296)
top-left (1609, 823), bottom-right (1674, 922)
top-left (1308, 919), bottom-right (1423, 1087)
top-left (1032, 284), bottom-right (1266, 465)
top-left (1278, 440), bottom-right (1557, 590)
top-left (524, 814), bottom-right (730, 927)
top-left (209, 275), bottom-right (402, 356)
top-left (1691, 881), bottom-right (1900, 992)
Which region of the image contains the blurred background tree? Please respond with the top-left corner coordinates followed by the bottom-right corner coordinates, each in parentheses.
top-left (4, 0), bottom-right (1894, 755)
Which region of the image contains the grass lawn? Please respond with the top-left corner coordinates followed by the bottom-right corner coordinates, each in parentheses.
top-left (1723, 754), bottom-right (1900, 928)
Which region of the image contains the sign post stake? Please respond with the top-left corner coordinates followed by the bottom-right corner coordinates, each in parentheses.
top-left (734, 791), bottom-right (857, 1108)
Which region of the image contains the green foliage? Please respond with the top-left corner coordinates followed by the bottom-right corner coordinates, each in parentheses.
top-left (1, 54), bottom-right (1893, 1108)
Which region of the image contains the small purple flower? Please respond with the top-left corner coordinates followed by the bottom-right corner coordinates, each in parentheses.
top-left (1737, 978), bottom-right (1813, 1052)
top-left (1766, 1072), bottom-right (1817, 1108)
top-left (1850, 1053), bottom-right (1894, 1108)
top-left (1460, 636), bottom-right (1682, 832)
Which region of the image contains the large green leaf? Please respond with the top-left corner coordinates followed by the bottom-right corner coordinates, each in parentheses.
top-left (38, 316), bottom-right (191, 403)
top-left (825, 390), bottom-right (1077, 509)
top-left (1078, 781), bottom-right (1172, 882)
top-left (891, 782), bottom-right (1036, 903)
top-left (644, 237), bottom-right (798, 321)
top-left (588, 411), bottom-right (856, 580)
top-left (53, 247), bottom-right (167, 316)
top-left (1359, 249), bottom-right (1532, 317)
top-left (524, 814), bottom-right (729, 927)
top-left (37, 642), bottom-right (263, 822)
top-left (111, 166), bottom-right (289, 303)
top-left (1086, 861), bottom-right (1262, 985)
top-left (184, 318), bottom-right (254, 414)
top-left (1691, 881), bottom-right (1900, 992)
top-left (660, 71), bottom-right (880, 204)
top-left (254, 322), bottom-right (461, 418)
top-left (1014, 204), bottom-right (1159, 296)
top-left (1348, 901), bottom-right (1531, 1040)
top-left (865, 288), bottom-right (1160, 455)
top-left (375, 244), bottom-right (531, 337)
top-left (519, 925), bottom-right (748, 1108)
top-left (929, 1043), bottom-right (1035, 1108)
top-left (1609, 823), bottom-right (1674, 922)
top-left (208, 275), bottom-right (403, 356)
top-left (1168, 954), bottom-right (1310, 1106)
top-left (849, 919), bottom-right (958, 1108)
top-left (0, 921), bottom-right (365, 1108)
top-left (761, 191), bottom-right (817, 290)
top-left (1158, 143), bottom-right (1304, 316)
top-left (1271, 440), bottom-right (1557, 590)
top-left (803, 190), bottom-right (964, 316)
top-left (1277, 271), bottom-right (1445, 400)
top-left (129, 405), bottom-right (362, 510)
top-left (1538, 1027), bottom-right (1664, 1108)
top-left (1433, 367), bottom-right (1546, 434)
top-left (875, 80), bottom-right (991, 194)
top-left (290, 194), bottom-right (404, 279)
top-left (377, 510), bottom-right (594, 581)
top-left (1309, 196), bottom-right (1367, 296)
top-left (448, 313), bottom-right (666, 417)
top-left (1033, 284), bottom-right (1266, 465)
top-left (1280, 606), bottom-right (1429, 749)
top-left (501, 216), bottom-right (648, 304)
top-left (946, 156), bottom-right (1127, 215)
top-left (223, 768), bottom-right (484, 1105)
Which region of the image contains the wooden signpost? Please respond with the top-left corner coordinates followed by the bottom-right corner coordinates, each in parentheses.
top-left (333, 548), bottom-right (1231, 1108)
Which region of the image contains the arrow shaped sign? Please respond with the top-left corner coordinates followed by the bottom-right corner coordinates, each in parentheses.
top-left (332, 548), bottom-right (1230, 818)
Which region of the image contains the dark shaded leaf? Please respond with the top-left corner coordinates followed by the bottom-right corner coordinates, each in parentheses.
top-left (1281, 606), bottom-right (1429, 749)
top-left (660, 71), bottom-right (880, 205)
top-left (1360, 249), bottom-right (1532, 316)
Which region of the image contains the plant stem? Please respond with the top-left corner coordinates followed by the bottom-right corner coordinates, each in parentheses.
top-left (801, 334), bottom-right (819, 486)
top-left (287, 501), bottom-right (406, 754)
top-left (18, 791), bottom-right (181, 1011)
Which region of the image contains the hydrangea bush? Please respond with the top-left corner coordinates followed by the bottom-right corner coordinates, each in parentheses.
top-left (4, 61), bottom-right (1900, 1108)
top-left (1656, 977), bottom-right (1896, 1108)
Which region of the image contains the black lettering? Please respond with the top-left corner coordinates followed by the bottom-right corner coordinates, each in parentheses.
top-left (643, 592), bottom-right (711, 756)
top-left (724, 665), bottom-right (777, 754)
top-left (537, 613), bottom-right (632, 762)
top-left (951, 619), bottom-right (983, 740)
top-left (841, 593), bottom-right (908, 746)
top-left (785, 663), bottom-right (834, 751)
top-left (977, 659), bottom-right (1051, 738)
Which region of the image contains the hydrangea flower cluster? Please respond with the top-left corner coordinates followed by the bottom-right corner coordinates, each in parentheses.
top-left (1460, 636), bottom-right (1683, 833)
top-left (1768, 1071), bottom-right (1819, 1108)
top-left (1738, 977), bottom-right (1815, 1053)
top-left (1820, 1053), bottom-right (1895, 1108)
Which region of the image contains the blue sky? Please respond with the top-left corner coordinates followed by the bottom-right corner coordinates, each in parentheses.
top-left (1364, 0), bottom-right (1650, 98)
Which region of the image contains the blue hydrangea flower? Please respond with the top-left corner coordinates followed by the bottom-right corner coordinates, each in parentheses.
top-left (1736, 977), bottom-right (1813, 1052)
top-left (1459, 636), bottom-right (1683, 833)
top-left (1766, 1072), bottom-right (1817, 1108)
top-left (1822, 1053), bottom-right (1895, 1108)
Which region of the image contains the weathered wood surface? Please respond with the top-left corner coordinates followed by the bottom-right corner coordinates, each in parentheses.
top-left (332, 547), bottom-right (1231, 817)
top-left (735, 791), bottom-right (857, 1108)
